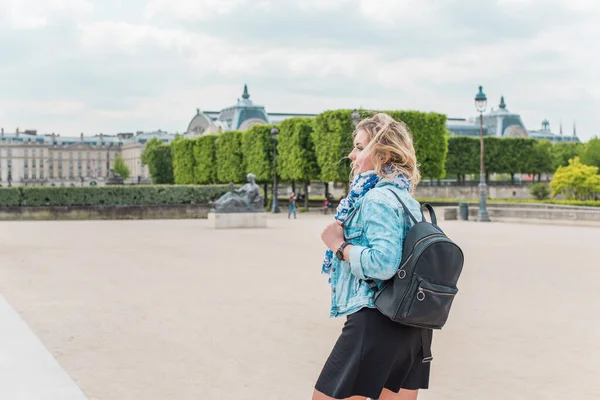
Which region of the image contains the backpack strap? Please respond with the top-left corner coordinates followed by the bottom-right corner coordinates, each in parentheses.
top-left (364, 189), bottom-right (419, 294)
top-left (386, 189), bottom-right (419, 225)
top-left (421, 204), bottom-right (437, 226)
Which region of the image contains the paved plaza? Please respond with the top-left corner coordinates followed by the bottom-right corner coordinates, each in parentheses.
top-left (0, 214), bottom-right (599, 400)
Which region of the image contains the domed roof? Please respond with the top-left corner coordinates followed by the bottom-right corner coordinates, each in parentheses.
top-left (186, 109), bottom-right (217, 136)
top-left (217, 85), bottom-right (269, 131)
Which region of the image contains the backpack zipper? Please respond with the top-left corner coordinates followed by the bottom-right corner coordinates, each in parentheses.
top-left (397, 233), bottom-right (444, 277)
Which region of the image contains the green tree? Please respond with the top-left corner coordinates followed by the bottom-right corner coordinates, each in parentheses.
top-left (113, 155), bottom-right (131, 181)
top-left (445, 137), bottom-right (479, 183)
top-left (550, 157), bottom-right (600, 200)
top-left (216, 130), bottom-right (245, 184)
top-left (278, 117), bottom-right (320, 209)
top-left (312, 110), bottom-right (354, 194)
top-left (141, 138), bottom-right (174, 184)
top-left (360, 110), bottom-right (448, 179)
top-left (171, 139), bottom-right (197, 184)
top-left (551, 142), bottom-right (584, 170)
top-left (528, 140), bottom-right (554, 181)
top-left (580, 137), bottom-right (600, 169)
top-left (242, 124), bottom-right (275, 206)
top-left (193, 135), bottom-right (218, 184)
top-left (312, 110), bottom-right (448, 196)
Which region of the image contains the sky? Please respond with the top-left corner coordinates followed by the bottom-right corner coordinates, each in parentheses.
top-left (0, 0), bottom-right (598, 142)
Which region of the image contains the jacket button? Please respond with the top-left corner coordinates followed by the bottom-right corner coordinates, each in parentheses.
top-left (332, 268), bottom-right (335, 272)
top-left (332, 288), bottom-right (336, 293)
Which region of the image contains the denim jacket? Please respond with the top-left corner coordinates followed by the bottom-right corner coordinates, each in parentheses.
top-left (328, 181), bottom-right (422, 318)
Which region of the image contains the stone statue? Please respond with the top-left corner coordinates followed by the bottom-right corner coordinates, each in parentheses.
top-left (106, 169), bottom-right (124, 185)
top-left (212, 173), bottom-right (264, 213)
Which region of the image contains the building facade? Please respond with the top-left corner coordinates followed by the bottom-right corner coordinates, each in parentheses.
top-left (447, 96), bottom-right (581, 143)
top-left (0, 128), bottom-right (174, 187)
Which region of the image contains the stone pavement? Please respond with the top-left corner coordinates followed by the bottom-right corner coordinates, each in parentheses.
top-left (0, 215), bottom-right (598, 400)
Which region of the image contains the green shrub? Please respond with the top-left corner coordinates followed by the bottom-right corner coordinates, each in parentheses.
top-left (550, 157), bottom-right (600, 200)
top-left (529, 183), bottom-right (551, 200)
top-left (0, 185), bottom-right (230, 207)
top-left (0, 188), bottom-right (21, 206)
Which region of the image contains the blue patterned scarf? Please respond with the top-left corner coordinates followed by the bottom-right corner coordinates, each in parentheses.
top-left (321, 166), bottom-right (411, 275)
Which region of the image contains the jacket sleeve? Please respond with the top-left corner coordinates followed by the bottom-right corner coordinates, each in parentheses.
top-left (347, 197), bottom-right (404, 281)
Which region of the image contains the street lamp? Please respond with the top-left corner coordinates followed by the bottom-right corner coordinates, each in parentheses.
top-left (474, 85), bottom-right (491, 222)
top-left (351, 109), bottom-right (361, 127)
top-left (270, 126), bottom-right (281, 213)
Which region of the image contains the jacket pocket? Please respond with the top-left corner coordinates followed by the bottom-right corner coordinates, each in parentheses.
top-left (344, 227), bottom-right (363, 240)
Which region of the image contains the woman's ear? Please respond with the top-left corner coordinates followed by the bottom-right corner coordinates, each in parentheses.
top-left (379, 152), bottom-right (391, 164)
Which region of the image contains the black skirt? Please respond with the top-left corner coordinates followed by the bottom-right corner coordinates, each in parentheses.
top-left (315, 307), bottom-right (431, 399)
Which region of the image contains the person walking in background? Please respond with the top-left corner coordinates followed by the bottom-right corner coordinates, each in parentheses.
top-left (288, 191), bottom-right (297, 219)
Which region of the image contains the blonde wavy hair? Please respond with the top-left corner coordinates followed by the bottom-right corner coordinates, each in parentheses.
top-left (352, 113), bottom-right (421, 188)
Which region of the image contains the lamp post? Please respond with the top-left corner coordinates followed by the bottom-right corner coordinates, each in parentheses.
top-left (351, 109), bottom-right (361, 127)
top-left (106, 147), bottom-right (110, 177)
top-left (270, 126), bottom-right (281, 213)
top-left (474, 85), bottom-right (491, 222)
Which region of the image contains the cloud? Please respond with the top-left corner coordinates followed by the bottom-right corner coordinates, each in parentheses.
top-left (0, 0), bottom-right (597, 141)
top-left (0, 0), bottom-right (93, 30)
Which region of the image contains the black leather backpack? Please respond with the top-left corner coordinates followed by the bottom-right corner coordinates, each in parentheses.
top-left (368, 189), bottom-right (464, 330)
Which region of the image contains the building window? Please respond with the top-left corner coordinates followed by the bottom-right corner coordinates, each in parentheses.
top-left (32, 172), bottom-right (36, 180)
top-left (24, 160), bottom-right (28, 168)
top-left (58, 152), bottom-right (62, 159)
top-left (7, 149), bottom-right (12, 157)
top-left (58, 170), bottom-right (62, 178)
top-left (32, 159), bottom-right (36, 168)
top-left (24, 150), bottom-right (28, 157)
top-left (40, 171), bottom-right (44, 180)
top-left (78, 152), bottom-right (82, 159)
top-left (24, 172), bottom-right (28, 180)
top-left (40, 159), bottom-right (44, 167)
top-left (32, 149), bottom-right (36, 157)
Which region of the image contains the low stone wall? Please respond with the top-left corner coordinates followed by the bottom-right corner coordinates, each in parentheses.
top-left (415, 185), bottom-right (532, 200)
top-left (451, 205), bottom-right (600, 224)
top-left (0, 204), bottom-right (213, 221)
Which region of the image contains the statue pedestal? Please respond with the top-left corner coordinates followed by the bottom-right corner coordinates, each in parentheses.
top-left (207, 212), bottom-right (267, 229)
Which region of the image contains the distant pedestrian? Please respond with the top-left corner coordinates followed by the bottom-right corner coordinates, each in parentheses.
top-left (288, 192), bottom-right (297, 219)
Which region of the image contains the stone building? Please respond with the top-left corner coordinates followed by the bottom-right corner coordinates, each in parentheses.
top-left (447, 96), bottom-right (581, 143)
top-left (0, 128), bottom-right (174, 187)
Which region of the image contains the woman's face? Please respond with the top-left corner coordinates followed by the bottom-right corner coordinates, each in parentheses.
top-left (348, 129), bottom-right (375, 175)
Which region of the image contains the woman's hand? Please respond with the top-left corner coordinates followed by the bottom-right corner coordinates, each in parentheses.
top-left (321, 221), bottom-right (345, 252)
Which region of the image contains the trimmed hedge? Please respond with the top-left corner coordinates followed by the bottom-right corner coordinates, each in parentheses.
top-left (360, 110), bottom-right (448, 179)
top-left (216, 130), bottom-right (246, 184)
top-left (194, 135), bottom-right (218, 184)
top-left (172, 139), bottom-right (197, 184)
top-left (0, 186), bottom-right (230, 207)
top-left (446, 137), bottom-right (556, 181)
top-left (241, 124), bottom-right (274, 183)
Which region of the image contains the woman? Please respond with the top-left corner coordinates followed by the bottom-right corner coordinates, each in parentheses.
top-left (314, 113), bottom-right (430, 400)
